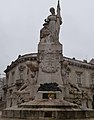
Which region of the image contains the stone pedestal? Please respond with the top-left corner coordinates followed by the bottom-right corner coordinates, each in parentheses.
top-left (37, 42), bottom-right (63, 100)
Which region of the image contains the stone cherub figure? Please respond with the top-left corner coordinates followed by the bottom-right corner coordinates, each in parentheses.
top-left (40, 0), bottom-right (62, 43)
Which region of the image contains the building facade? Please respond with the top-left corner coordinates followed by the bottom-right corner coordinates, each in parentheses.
top-left (3, 53), bottom-right (94, 109)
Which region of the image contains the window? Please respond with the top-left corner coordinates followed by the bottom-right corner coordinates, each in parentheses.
top-left (6, 73), bottom-right (9, 80)
top-left (91, 74), bottom-right (94, 85)
top-left (11, 71), bottom-right (15, 85)
top-left (92, 95), bottom-right (94, 109)
top-left (76, 72), bottom-right (82, 87)
top-left (44, 111), bottom-right (52, 117)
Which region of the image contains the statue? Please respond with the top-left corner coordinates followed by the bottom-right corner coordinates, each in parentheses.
top-left (62, 61), bottom-right (71, 85)
top-left (14, 61), bottom-right (38, 104)
top-left (40, 0), bottom-right (62, 43)
top-left (40, 23), bottom-right (51, 43)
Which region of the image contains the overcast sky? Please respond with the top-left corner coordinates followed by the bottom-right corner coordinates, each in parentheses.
top-left (0, 0), bottom-right (94, 75)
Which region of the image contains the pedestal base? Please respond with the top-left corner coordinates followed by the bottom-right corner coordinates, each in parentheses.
top-left (2, 99), bottom-right (94, 119)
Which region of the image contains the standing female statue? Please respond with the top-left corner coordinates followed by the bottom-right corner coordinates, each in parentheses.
top-left (45, 0), bottom-right (62, 42)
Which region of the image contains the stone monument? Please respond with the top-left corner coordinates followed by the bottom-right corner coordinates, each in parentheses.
top-left (37, 0), bottom-right (63, 100)
top-left (2, 0), bottom-right (94, 119)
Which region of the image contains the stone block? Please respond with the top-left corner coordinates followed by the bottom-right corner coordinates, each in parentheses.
top-left (13, 110), bottom-right (21, 118)
top-left (7, 110), bottom-right (14, 118)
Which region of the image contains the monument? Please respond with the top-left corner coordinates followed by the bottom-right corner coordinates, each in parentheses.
top-left (2, 0), bottom-right (94, 119)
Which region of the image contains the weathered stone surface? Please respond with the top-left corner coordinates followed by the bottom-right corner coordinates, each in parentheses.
top-left (2, 0), bottom-right (94, 120)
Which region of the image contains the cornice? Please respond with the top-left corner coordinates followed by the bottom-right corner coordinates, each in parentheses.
top-left (4, 53), bottom-right (37, 73)
top-left (4, 53), bottom-right (94, 73)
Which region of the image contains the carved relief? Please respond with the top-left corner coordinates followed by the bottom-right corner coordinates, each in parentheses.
top-left (38, 82), bottom-right (62, 92)
top-left (18, 65), bottom-right (26, 72)
top-left (61, 61), bottom-right (71, 85)
top-left (40, 54), bottom-right (60, 73)
top-left (14, 61), bottom-right (38, 102)
top-left (40, 23), bottom-right (53, 43)
top-left (26, 61), bottom-right (38, 72)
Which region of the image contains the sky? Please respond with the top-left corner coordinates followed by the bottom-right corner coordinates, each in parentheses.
top-left (0, 0), bottom-right (94, 75)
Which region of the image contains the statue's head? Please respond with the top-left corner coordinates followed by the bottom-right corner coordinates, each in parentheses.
top-left (50, 7), bottom-right (55, 15)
